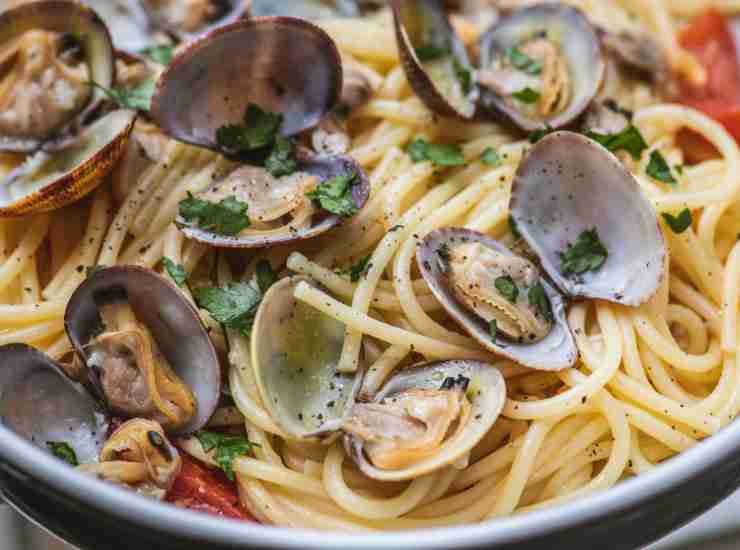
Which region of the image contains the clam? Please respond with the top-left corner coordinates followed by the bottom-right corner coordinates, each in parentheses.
top-left (477, 4), bottom-right (604, 132)
top-left (80, 0), bottom-right (159, 53)
top-left (0, 343), bottom-right (109, 464)
top-left (251, 276), bottom-right (364, 440)
top-left (391, 0), bottom-right (478, 119)
top-left (247, 0), bottom-right (361, 18)
top-left (418, 228), bottom-right (577, 370)
top-left (510, 131), bottom-right (666, 305)
top-left (64, 266), bottom-right (221, 435)
top-left (79, 418), bottom-right (181, 499)
top-left (343, 360), bottom-right (505, 481)
top-left (177, 153), bottom-right (369, 248)
top-left (140, 0), bottom-right (248, 43)
top-left (0, 1), bottom-right (136, 216)
top-left (151, 17), bottom-right (343, 148)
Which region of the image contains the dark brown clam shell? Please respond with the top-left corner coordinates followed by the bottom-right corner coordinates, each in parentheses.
top-left (510, 131), bottom-right (666, 306)
top-left (0, 343), bottom-right (109, 464)
top-left (64, 266), bottom-right (221, 435)
top-left (178, 153), bottom-right (370, 248)
top-left (417, 228), bottom-right (577, 371)
top-left (390, 0), bottom-right (478, 119)
top-left (478, 4), bottom-right (604, 132)
top-left (0, 0), bottom-right (116, 152)
top-left (150, 16), bottom-right (343, 150)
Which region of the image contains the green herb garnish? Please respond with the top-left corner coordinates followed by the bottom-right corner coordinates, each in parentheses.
top-left (489, 319), bottom-right (498, 340)
top-left (504, 46), bottom-right (542, 75)
top-left (584, 125), bottom-right (647, 161)
top-left (528, 125), bottom-right (555, 143)
top-left (508, 216), bottom-right (521, 238)
top-left (406, 139), bottom-right (465, 166)
top-left (264, 136), bottom-right (297, 178)
top-left (92, 79), bottom-right (156, 111)
top-left (646, 150), bottom-right (677, 185)
top-left (481, 147), bottom-right (501, 167)
top-left (453, 58), bottom-right (474, 95)
top-left (528, 282), bottom-right (552, 321)
top-left (306, 173), bottom-right (360, 217)
top-left (194, 283), bottom-right (262, 336)
top-left (47, 442), bottom-right (78, 466)
top-left (415, 44), bottom-right (450, 61)
top-left (195, 431), bottom-right (259, 481)
top-left (661, 208), bottom-right (693, 234)
top-left (338, 255), bottom-right (372, 283)
top-left (495, 276), bottom-right (519, 303)
top-left (255, 260), bottom-right (278, 294)
top-left (512, 87), bottom-right (541, 104)
top-left (179, 192), bottom-right (250, 236)
top-left (560, 229), bottom-right (609, 275)
top-left (162, 257), bottom-right (188, 287)
top-left (139, 45), bottom-right (175, 65)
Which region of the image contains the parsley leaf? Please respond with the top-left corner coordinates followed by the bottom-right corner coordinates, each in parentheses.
top-left (495, 276), bottom-right (519, 302)
top-left (528, 125), bottom-right (555, 143)
top-left (139, 44), bottom-right (175, 65)
top-left (47, 442), bottom-right (78, 466)
top-left (504, 46), bottom-right (542, 75)
top-left (406, 139), bottom-right (465, 166)
top-left (162, 257), bottom-right (188, 287)
top-left (489, 319), bottom-right (498, 340)
top-left (512, 87), bottom-right (540, 104)
top-left (255, 259), bottom-right (278, 294)
top-left (338, 255), bottom-right (371, 283)
top-left (453, 58), bottom-right (474, 95)
top-left (415, 44), bottom-right (450, 61)
top-left (195, 431), bottom-right (259, 481)
top-left (264, 136), bottom-right (297, 178)
top-left (306, 173), bottom-right (359, 217)
top-left (584, 125), bottom-right (647, 161)
top-left (560, 229), bottom-right (609, 275)
top-left (646, 150), bottom-right (677, 185)
top-left (179, 192), bottom-right (250, 236)
top-left (528, 282), bottom-right (552, 321)
top-left (92, 79), bottom-right (156, 111)
top-left (216, 104), bottom-right (283, 152)
top-left (481, 147), bottom-right (501, 167)
top-left (661, 208), bottom-right (693, 234)
top-left (194, 283), bottom-right (262, 336)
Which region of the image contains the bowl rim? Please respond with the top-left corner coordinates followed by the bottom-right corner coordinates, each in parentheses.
top-left (1, 416), bottom-right (740, 549)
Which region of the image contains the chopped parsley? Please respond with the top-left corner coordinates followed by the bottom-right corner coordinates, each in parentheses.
top-left (179, 192), bottom-right (250, 236)
top-left (195, 431), bottom-right (259, 481)
top-left (406, 139), bottom-right (465, 166)
top-left (91, 79), bottom-right (156, 111)
top-left (194, 282), bottom-right (262, 336)
top-left (453, 58), bottom-right (474, 95)
top-left (511, 87), bottom-right (540, 104)
top-left (584, 125), bottom-right (647, 161)
top-left (481, 147), bottom-right (501, 167)
top-left (306, 173), bottom-right (360, 217)
top-left (139, 44), bottom-right (175, 65)
top-left (255, 260), bottom-right (278, 293)
top-left (646, 150), bottom-right (677, 185)
top-left (338, 254), bottom-right (372, 282)
top-left (560, 229), bottom-right (609, 275)
top-left (415, 44), bottom-right (450, 61)
top-left (47, 442), bottom-right (78, 466)
top-left (528, 282), bottom-right (552, 321)
top-left (264, 136), bottom-right (297, 178)
top-left (528, 125), bottom-right (555, 143)
top-left (489, 319), bottom-right (498, 340)
top-left (162, 257), bottom-right (188, 287)
top-left (495, 276), bottom-right (519, 303)
top-left (662, 208), bottom-right (693, 234)
top-left (504, 46), bottom-right (542, 75)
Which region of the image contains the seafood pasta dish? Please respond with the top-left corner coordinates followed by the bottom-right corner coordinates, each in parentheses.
top-left (0, 0), bottom-right (739, 532)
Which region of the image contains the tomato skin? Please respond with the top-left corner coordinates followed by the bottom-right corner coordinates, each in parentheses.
top-left (167, 455), bottom-right (253, 521)
top-left (677, 9), bottom-right (740, 154)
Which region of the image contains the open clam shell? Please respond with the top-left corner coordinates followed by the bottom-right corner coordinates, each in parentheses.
top-left (0, 0), bottom-right (117, 152)
top-left (64, 266), bottom-right (221, 435)
top-left (0, 109), bottom-right (136, 217)
top-left (251, 276), bottom-right (364, 441)
top-left (478, 4), bottom-right (604, 132)
top-left (82, 0), bottom-right (158, 53)
top-left (140, 0), bottom-right (249, 43)
top-left (344, 360), bottom-right (506, 482)
top-left (0, 343), bottom-right (109, 464)
top-left (391, 0), bottom-right (478, 119)
top-left (177, 153), bottom-right (370, 248)
top-left (150, 16), bottom-right (343, 150)
top-left (418, 228), bottom-right (577, 371)
top-left (510, 131), bottom-right (666, 306)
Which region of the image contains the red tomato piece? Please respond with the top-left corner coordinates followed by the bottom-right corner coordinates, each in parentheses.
top-left (167, 454), bottom-right (253, 521)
